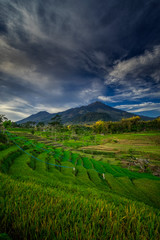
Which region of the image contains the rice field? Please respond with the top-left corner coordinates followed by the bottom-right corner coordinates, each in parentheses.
top-left (0, 130), bottom-right (160, 239)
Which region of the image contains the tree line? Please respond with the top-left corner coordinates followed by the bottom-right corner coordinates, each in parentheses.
top-left (1, 114), bottom-right (160, 134)
top-left (92, 116), bottom-right (160, 134)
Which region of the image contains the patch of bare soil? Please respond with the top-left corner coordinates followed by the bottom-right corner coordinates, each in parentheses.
top-left (150, 165), bottom-right (160, 177)
top-left (119, 139), bottom-right (152, 146)
top-left (81, 145), bottom-right (119, 152)
top-left (103, 138), bottom-right (152, 146)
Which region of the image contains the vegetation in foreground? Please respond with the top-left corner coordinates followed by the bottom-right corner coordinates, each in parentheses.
top-left (0, 114), bottom-right (160, 239)
top-left (1, 172), bottom-right (160, 240)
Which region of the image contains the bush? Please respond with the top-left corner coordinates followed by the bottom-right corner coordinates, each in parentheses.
top-left (0, 144), bottom-right (8, 151)
top-left (0, 132), bottom-right (8, 144)
top-left (30, 129), bottom-right (35, 135)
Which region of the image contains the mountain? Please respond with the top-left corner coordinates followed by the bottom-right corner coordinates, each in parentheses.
top-left (17, 101), bottom-right (153, 124)
top-left (17, 111), bottom-right (50, 124)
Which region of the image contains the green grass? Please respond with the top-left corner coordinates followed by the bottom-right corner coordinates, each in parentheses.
top-left (134, 178), bottom-right (160, 209)
top-left (60, 161), bottom-right (75, 176)
top-left (35, 152), bottom-right (48, 173)
top-left (1, 172), bottom-right (160, 240)
top-left (62, 151), bottom-right (71, 162)
top-left (91, 159), bottom-right (105, 173)
top-left (76, 158), bottom-right (83, 166)
top-left (1, 151), bottom-right (22, 174)
top-left (87, 169), bottom-right (110, 191)
top-left (82, 157), bottom-right (93, 169)
top-left (71, 152), bottom-right (79, 164)
top-left (1, 131), bottom-right (160, 239)
top-left (0, 145), bottom-right (19, 162)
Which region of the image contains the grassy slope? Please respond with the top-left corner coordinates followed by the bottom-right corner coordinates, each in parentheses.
top-left (1, 132), bottom-right (160, 239)
top-left (1, 172), bottom-right (160, 240)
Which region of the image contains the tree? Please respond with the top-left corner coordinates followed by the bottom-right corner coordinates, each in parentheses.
top-left (0, 115), bottom-right (8, 130)
top-left (0, 114), bottom-right (8, 124)
top-left (37, 122), bottom-right (45, 128)
top-left (121, 116), bottom-right (141, 132)
top-left (21, 121), bottom-right (36, 128)
top-left (3, 120), bottom-right (12, 129)
top-left (93, 120), bottom-right (106, 133)
top-left (0, 132), bottom-right (8, 143)
top-left (37, 122), bottom-right (45, 131)
top-left (30, 129), bottom-right (35, 135)
top-left (49, 115), bottom-right (62, 128)
top-left (11, 122), bottom-right (18, 128)
top-left (49, 115), bottom-right (62, 141)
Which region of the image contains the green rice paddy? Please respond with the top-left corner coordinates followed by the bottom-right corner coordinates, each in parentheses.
top-left (0, 130), bottom-right (160, 239)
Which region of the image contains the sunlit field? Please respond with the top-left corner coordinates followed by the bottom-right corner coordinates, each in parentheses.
top-left (0, 128), bottom-right (160, 239)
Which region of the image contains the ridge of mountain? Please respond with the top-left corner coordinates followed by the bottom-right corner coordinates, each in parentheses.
top-left (16, 101), bottom-right (153, 124)
top-left (17, 111), bottom-right (50, 123)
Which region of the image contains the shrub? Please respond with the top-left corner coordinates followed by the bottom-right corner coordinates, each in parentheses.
top-left (0, 132), bottom-right (8, 144)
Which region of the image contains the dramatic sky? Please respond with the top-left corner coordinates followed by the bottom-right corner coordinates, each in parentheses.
top-left (0, 0), bottom-right (160, 121)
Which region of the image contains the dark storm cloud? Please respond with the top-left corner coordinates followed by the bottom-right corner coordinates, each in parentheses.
top-left (0, 0), bottom-right (160, 120)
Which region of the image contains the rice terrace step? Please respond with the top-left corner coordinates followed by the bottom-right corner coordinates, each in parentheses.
top-left (0, 126), bottom-right (160, 239)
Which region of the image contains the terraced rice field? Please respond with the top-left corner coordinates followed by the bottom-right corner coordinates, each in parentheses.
top-left (80, 132), bottom-right (160, 175)
top-left (1, 131), bottom-right (160, 239)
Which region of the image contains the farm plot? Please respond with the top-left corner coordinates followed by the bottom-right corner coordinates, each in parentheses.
top-left (1, 130), bottom-right (160, 240)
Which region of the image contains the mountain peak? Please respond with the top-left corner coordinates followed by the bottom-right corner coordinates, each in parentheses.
top-left (17, 101), bottom-right (153, 124)
top-left (86, 101), bottom-right (113, 111)
top-left (37, 111), bottom-right (49, 114)
top-left (30, 111), bottom-right (50, 117)
top-left (88, 101), bottom-right (106, 106)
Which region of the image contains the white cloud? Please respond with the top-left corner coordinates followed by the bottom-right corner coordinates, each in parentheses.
top-left (115, 102), bottom-right (160, 114)
top-left (102, 45), bottom-right (160, 103)
top-left (106, 45), bottom-right (160, 85)
top-left (6, 1), bottom-right (48, 44)
top-left (0, 97), bottom-right (68, 121)
top-left (0, 37), bottom-right (51, 87)
top-left (79, 79), bottom-right (104, 104)
top-left (0, 98), bottom-right (32, 121)
top-left (0, 37), bottom-right (65, 95)
top-left (97, 96), bottom-right (117, 102)
top-left (34, 104), bottom-right (68, 114)
top-left (97, 85), bottom-right (160, 104)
